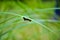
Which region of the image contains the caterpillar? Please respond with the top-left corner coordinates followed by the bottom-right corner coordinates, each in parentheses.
top-left (23, 17), bottom-right (32, 22)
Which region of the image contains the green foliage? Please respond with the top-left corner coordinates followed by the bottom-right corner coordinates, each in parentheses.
top-left (0, 0), bottom-right (60, 40)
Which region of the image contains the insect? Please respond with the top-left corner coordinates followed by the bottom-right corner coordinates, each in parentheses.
top-left (23, 17), bottom-right (32, 22)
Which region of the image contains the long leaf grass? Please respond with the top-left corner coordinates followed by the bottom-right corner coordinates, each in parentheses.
top-left (0, 0), bottom-right (60, 40)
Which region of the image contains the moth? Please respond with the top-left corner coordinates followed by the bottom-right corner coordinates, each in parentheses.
top-left (23, 17), bottom-right (32, 22)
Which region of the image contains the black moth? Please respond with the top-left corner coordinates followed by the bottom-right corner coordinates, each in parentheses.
top-left (23, 17), bottom-right (31, 22)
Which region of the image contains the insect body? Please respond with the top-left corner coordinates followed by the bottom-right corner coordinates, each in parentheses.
top-left (23, 17), bottom-right (31, 22)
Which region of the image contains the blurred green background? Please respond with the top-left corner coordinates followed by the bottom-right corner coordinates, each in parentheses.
top-left (0, 0), bottom-right (60, 40)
